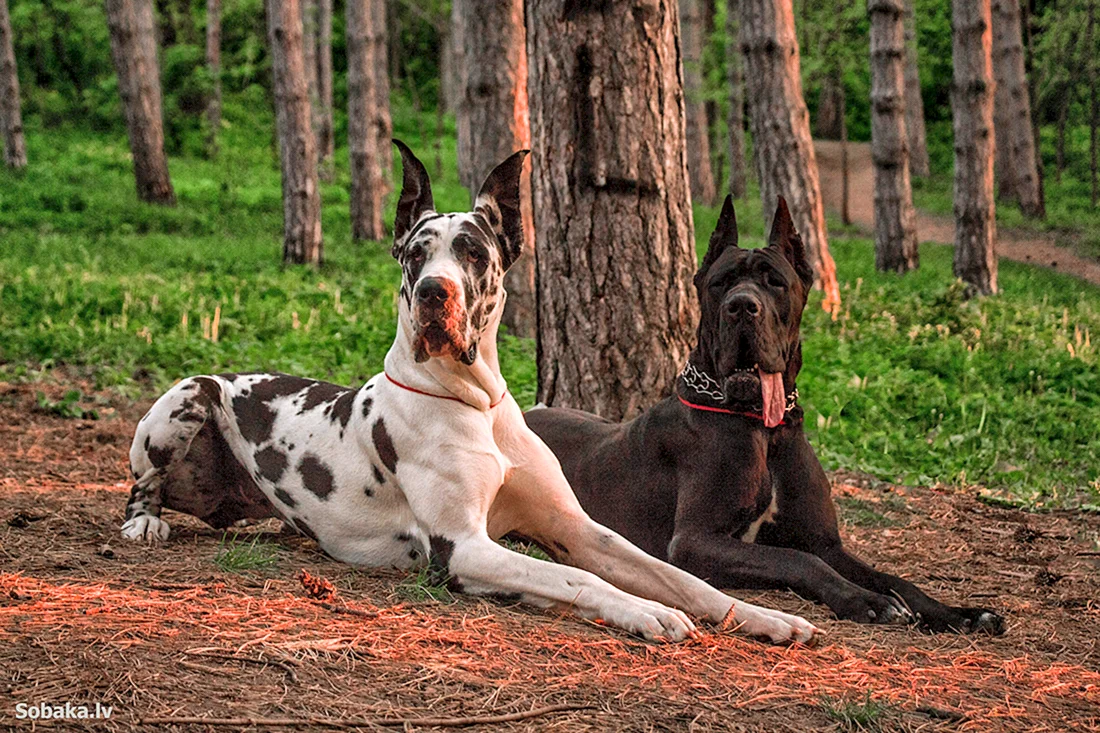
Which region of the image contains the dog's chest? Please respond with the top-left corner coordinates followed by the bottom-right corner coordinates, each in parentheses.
top-left (739, 477), bottom-right (777, 543)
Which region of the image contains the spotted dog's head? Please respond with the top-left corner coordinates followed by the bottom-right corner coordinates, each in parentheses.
top-left (391, 141), bottom-right (529, 365)
top-left (692, 196), bottom-right (815, 426)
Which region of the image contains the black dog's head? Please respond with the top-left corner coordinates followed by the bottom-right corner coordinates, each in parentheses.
top-left (391, 140), bottom-right (528, 365)
top-left (692, 196), bottom-right (814, 426)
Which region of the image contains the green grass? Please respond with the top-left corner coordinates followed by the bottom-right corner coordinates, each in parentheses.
top-left (214, 531), bottom-right (281, 573)
top-left (394, 565), bottom-right (456, 604)
top-left (1, 97), bottom-right (1097, 510)
top-left (819, 693), bottom-right (893, 732)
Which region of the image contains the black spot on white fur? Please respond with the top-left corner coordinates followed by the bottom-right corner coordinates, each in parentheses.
top-left (372, 419), bottom-right (398, 473)
top-left (297, 454), bottom-right (335, 500)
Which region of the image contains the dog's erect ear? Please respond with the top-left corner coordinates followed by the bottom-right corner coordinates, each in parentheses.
top-left (474, 149), bottom-right (529, 270)
top-left (696, 195), bottom-right (739, 283)
top-left (768, 197), bottom-right (814, 288)
top-left (392, 140), bottom-right (435, 253)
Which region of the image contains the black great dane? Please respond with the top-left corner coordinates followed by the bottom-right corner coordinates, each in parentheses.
top-left (526, 197), bottom-right (1005, 634)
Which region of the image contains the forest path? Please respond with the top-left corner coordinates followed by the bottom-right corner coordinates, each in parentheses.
top-left (814, 139), bottom-right (1100, 286)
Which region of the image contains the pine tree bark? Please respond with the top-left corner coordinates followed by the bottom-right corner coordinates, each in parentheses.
top-left (346, 0), bottom-right (384, 241)
top-left (992, 0), bottom-right (1042, 217)
top-left (951, 0), bottom-right (997, 295)
top-left (105, 0), bottom-right (176, 204)
top-left (316, 0), bottom-right (334, 176)
top-left (204, 0), bottom-right (221, 157)
top-left (814, 76), bottom-right (844, 141)
top-left (681, 0), bottom-right (717, 204)
top-left (901, 0), bottom-right (929, 177)
top-left (726, 0), bottom-right (748, 198)
top-left (869, 0), bottom-right (918, 274)
top-left (0, 0), bottom-right (26, 169)
top-left (268, 0), bottom-right (323, 263)
top-left (371, 0), bottom-right (393, 193)
top-left (740, 0), bottom-right (839, 313)
top-left (453, 0), bottom-right (535, 337)
top-left (300, 0), bottom-right (321, 147)
top-left (526, 0), bottom-right (701, 420)
top-left (1090, 2), bottom-right (1098, 208)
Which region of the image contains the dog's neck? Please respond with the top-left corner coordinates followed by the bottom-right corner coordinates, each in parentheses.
top-left (384, 298), bottom-right (507, 411)
top-left (678, 344), bottom-right (801, 426)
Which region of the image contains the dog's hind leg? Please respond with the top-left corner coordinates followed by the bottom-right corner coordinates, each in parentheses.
top-left (121, 377), bottom-right (222, 542)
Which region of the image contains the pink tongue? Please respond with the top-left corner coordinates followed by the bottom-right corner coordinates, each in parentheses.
top-left (758, 369), bottom-right (786, 428)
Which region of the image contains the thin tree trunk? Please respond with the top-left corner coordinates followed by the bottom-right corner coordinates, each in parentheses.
top-left (840, 86), bottom-right (850, 226)
top-left (741, 0), bottom-right (840, 313)
top-left (268, 0), bottom-right (323, 263)
top-left (371, 0), bottom-right (393, 193)
top-left (526, 0), bottom-right (701, 420)
top-left (726, 0), bottom-right (748, 198)
top-left (1021, 0), bottom-right (1044, 215)
top-left (0, 0), bottom-right (26, 169)
top-left (681, 0), bottom-right (717, 205)
top-left (702, 0), bottom-right (718, 158)
top-left (346, 0), bottom-right (384, 241)
top-left (869, 0), bottom-right (919, 273)
top-left (1091, 2), bottom-right (1098, 208)
top-left (951, 0), bottom-right (997, 295)
top-left (300, 0), bottom-right (320, 151)
top-left (814, 75), bottom-right (843, 140)
top-left (1056, 95), bottom-right (1068, 184)
top-left (453, 0), bottom-right (535, 337)
top-left (105, 0), bottom-right (176, 204)
top-left (441, 16), bottom-right (462, 113)
top-left (992, 0), bottom-right (1043, 217)
top-left (316, 0), bottom-right (334, 178)
top-left (204, 0), bottom-right (221, 157)
top-left (901, 0), bottom-right (929, 177)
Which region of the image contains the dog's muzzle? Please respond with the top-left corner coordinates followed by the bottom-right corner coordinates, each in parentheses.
top-left (413, 277), bottom-right (470, 362)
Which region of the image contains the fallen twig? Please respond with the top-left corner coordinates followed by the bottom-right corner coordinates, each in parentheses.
top-left (184, 650), bottom-right (299, 684)
top-left (315, 600), bottom-right (378, 619)
top-left (141, 703), bottom-right (591, 728)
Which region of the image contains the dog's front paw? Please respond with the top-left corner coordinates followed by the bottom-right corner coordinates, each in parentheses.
top-left (121, 515), bottom-right (171, 542)
top-left (923, 606), bottom-right (1005, 635)
top-left (610, 599), bottom-right (698, 642)
top-left (724, 601), bottom-right (820, 644)
top-left (832, 590), bottom-right (912, 625)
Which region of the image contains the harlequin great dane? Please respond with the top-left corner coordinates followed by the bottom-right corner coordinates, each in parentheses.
top-left (120, 143), bottom-right (818, 644)
top-left (527, 196), bottom-right (1005, 635)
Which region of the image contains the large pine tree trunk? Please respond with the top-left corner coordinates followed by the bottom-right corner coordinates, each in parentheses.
top-left (316, 0), bottom-right (334, 176)
top-left (726, 0), bottom-right (748, 198)
top-left (105, 0), bottom-right (175, 204)
top-left (741, 0), bottom-right (839, 313)
top-left (453, 0), bottom-right (535, 337)
top-left (371, 0), bottom-right (392, 193)
top-left (992, 0), bottom-right (1043, 218)
top-left (951, 0), bottom-right (997, 295)
top-left (526, 0), bottom-right (700, 420)
top-left (901, 0), bottom-right (929, 177)
top-left (346, 0), bottom-right (384, 241)
top-left (204, 0), bottom-right (221, 157)
top-left (869, 0), bottom-right (918, 273)
top-left (681, 0), bottom-right (717, 205)
top-left (268, 0), bottom-right (323, 263)
top-left (0, 0), bottom-right (26, 169)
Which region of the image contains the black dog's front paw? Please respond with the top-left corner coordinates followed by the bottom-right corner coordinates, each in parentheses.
top-left (921, 606), bottom-right (1005, 635)
top-left (832, 590), bottom-right (913, 625)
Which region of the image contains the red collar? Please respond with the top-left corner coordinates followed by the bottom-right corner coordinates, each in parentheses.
top-left (677, 395), bottom-right (787, 426)
top-left (385, 372), bottom-right (506, 408)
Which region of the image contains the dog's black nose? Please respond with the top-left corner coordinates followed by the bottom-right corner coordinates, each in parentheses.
top-left (725, 292), bottom-right (761, 318)
top-left (416, 278), bottom-right (449, 307)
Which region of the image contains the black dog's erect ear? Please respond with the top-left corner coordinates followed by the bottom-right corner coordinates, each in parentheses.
top-left (474, 149), bottom-right (529, 270)
top-left (695, 195), bottom-right (739, 283)
top-left (768, 197), bottom-right (814, 288)
top-left (392, 139), bottom-right (435, 253)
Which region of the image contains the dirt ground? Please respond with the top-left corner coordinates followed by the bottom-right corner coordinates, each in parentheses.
top-left (1, 379), bottom-right (1099, 731)
top-left (814, 140), bottom-right (1100, 287)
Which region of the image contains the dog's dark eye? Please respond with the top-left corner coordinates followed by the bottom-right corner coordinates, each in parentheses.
top-left (467, 249), bottom-right (484, 265)
top-left (408, 246), bottom-right (425, 262)
top-left (767, 273), bottom-right (786, 289)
